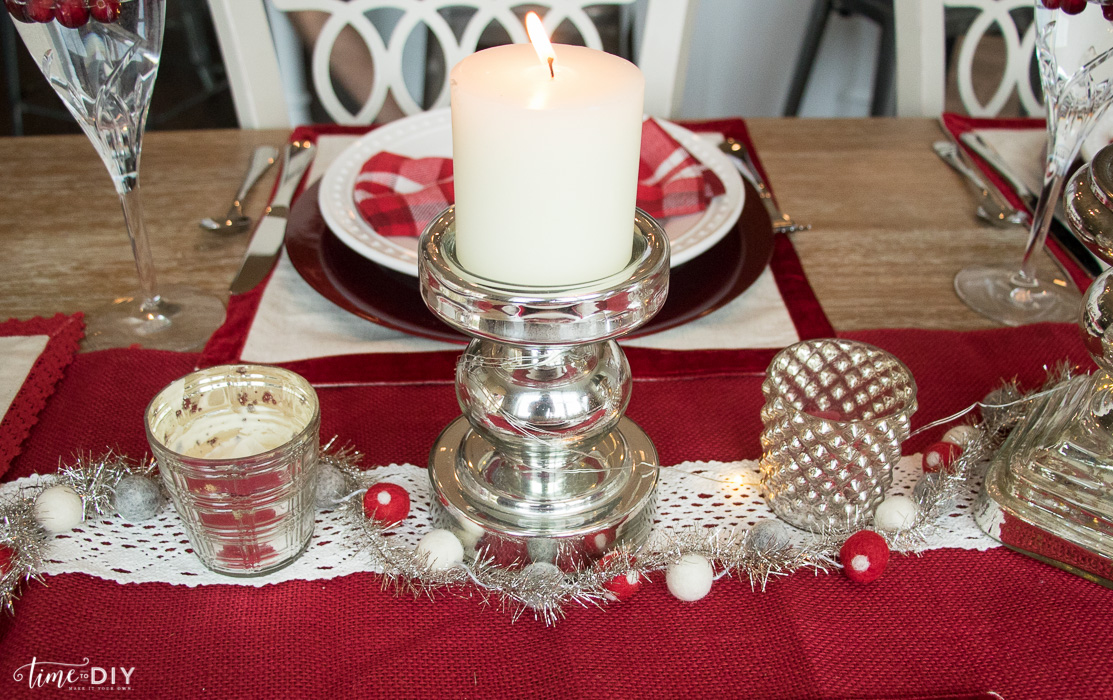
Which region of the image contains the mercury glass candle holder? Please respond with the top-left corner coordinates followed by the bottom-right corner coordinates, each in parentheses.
top-left (146, 365), bottom-right (321, 576)
top-left (759, 339), bottom-right (918, 532)
top-left (418, 207), bottom-right (669, 568)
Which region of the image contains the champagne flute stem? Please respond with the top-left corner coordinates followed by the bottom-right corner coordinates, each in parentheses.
top-left (1015, 170), bottom-right (1066, 286)
top-left (117, 185), bottom-right (162, 315)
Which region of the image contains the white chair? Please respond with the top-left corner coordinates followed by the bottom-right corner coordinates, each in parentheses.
top-left (894, 0), bottom-right (1041, 117)
top-left (206, 0), bottom-right (698, 128)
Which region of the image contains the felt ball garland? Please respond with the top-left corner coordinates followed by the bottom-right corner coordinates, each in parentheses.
top-left (840, 530), bottom-right (889, 583)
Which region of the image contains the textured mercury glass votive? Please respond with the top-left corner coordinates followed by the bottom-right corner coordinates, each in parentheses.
top-left (760, 339), bottom-right (917, 532)
top-left (146, 365), bottom-right (320, 576)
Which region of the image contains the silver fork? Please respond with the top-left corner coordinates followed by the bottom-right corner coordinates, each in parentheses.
top-left (719, 137), bottom-right (810, 234)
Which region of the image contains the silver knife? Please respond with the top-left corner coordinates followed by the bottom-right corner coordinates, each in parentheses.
top-left (959, 130), bottom-right (1105, 277)
top-left (229, 139), bottom-right (317, 294)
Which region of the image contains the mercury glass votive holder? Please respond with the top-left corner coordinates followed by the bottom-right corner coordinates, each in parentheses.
top-left (146, 365), bottom-right (320, 576)
top-left (760, 339), bottom-right (917, 532)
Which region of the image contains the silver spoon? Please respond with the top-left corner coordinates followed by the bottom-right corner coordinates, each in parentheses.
top-left (719, 138), bottom-right (810, 234)
top-left (932, 140), bottom-right (1028, 228)
top-left (199, 145), bottom-right (279, 234)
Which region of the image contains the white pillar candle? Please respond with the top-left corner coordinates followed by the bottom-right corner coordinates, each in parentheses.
top-left (449, 41), bottom-right (644, 286)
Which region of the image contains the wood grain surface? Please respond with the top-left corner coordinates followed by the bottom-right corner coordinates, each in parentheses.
top-left (0, 119), bottom-right (1068, 336)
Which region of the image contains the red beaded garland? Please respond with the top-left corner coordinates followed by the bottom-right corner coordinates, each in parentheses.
top-left (55, 0), bottom-right (89, 28)
top-left (362, 482), bottom-right (411, 526)
top-left (89, 0), bottom-right (118, 23)
top-left (839, 530), bottom-right (889, 584)
top-left (5, 0), bottom-right (32, 22)
top-left (25, 0), bottom-right (54, 23)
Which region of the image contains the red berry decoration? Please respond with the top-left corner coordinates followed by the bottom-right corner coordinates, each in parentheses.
top-left (89, 0), bottom-right (117, 23)
top-left (55, 0), bottom-right (88, 27)
top-left (1041, 0), bottom-right (1062, 9)
top-left (840, 530), bottom-right (889, 583)
top-left (1060, 0), bottom-right (1086, 14)
top-left (0, 543), bottom-right (15, 578)
top-left (362, 482), bottom-right (410, 526)
top-left (921, 440), bottom-right (962, 474)
top-left (25, 0), bottom-right (54, 22)
top-left (5, 0), bottom-right (32, 22)
top-left (604, 569), bottom-right (642, 600)
top-left (1105, 3), bottom-right (1113, 21)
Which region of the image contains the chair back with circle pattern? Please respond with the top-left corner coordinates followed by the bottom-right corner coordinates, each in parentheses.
top-left (206, 0), bottom-right (697, 128)
top-left (895, 0), bottom-right (1040, 117)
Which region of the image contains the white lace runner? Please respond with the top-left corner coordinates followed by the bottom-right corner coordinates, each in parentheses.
top-left (6, 455), bottom-right (997, 588)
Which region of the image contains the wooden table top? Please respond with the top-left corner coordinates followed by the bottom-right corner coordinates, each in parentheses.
top-left (0, 118), bottom-right (1067, 335)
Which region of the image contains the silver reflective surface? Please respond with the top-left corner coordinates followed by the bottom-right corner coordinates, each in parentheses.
top-left (419, 211), bottom-right (669, 559)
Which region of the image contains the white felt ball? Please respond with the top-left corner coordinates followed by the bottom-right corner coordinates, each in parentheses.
top-left (873, 495), bottom-right (918, 531)
top-left (34, 485), bottom-right (84, 533)
top-left (665, 553), bottom-right (714, 602)
top-left (942, 425), bottom-right (980, 449)
top-left (416, 529), bottom-right (464, 570)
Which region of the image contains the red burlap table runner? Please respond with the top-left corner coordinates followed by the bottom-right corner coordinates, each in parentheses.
top-left (2, 324), bottom-right (1109, 698)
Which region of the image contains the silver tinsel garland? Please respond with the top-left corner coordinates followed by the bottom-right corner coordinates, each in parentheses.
top-left (341, 373), bottom-right (1053, 624)
top-left (0, 372), bottom-right (1053, 621)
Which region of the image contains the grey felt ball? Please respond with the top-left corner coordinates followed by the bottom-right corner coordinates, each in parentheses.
top-left (746, 519), bottom-right (790, 553)
top-left (981, 385), bottom-right (1021, 427)
top-left (114, 475), bottom-right (162, 522)
top-left (913, 472), bottom-right (955, 513)
top-left (314, 463), bottom-right (352, 509)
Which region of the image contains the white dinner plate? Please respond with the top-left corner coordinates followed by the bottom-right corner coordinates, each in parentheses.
top-left (317, 109), bottom-right (744, 276)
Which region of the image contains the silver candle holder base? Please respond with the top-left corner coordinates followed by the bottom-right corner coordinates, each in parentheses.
top-left (419, 207), bottom-right (669, 568)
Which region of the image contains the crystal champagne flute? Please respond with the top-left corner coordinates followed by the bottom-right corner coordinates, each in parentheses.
top-left (954, 0), bottom-right (1113, 326)
top-left (6, 0), bottom-right (224, 350)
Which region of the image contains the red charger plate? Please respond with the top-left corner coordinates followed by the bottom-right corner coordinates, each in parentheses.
top-left (285, 180), bottom-right (774, 343)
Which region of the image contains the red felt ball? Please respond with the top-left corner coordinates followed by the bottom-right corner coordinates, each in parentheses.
top-left (55, 0), bottom-right (89, 27)
top-left (604, 569), bottom-right (642, 600)
top-left (0, 543), bottom-right (15, 578)
top-left (88, 0), bottom-right (117, 23)
top-left (921, 441), bottom-right (962, 473)
top-left (840, 530), bottom-right (889, 583)
top-left (26, 0), bottom-right (53, 22)
top-left (362, 482), bottom-right (410, 526)
top-left (1061, 0), bottom-right (1086, 13)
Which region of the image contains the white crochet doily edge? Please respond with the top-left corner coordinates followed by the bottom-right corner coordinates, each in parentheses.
top-left (5, 455), bottom-right (997, 589)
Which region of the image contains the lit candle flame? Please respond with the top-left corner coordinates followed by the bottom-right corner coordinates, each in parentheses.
top-left (525, 11), bottom-right (555, 78)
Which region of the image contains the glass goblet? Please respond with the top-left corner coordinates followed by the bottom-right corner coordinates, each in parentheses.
top-left (954, 0), bottom-right (1113, 326)
top-left (7, 0), bottom-right (224, 350)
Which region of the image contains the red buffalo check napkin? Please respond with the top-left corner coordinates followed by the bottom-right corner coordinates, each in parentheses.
top-left (354, 117), bottom-right (725, 237)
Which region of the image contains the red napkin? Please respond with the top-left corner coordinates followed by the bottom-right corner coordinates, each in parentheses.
top-left (354, 118), bottom-right (725, 237)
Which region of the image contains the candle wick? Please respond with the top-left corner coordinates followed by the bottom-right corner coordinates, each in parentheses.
top-left (547, 56), bottom-right (554, 79)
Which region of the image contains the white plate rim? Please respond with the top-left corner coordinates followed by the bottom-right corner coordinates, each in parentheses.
top-left (317, 108), bottom-right (744, 277)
